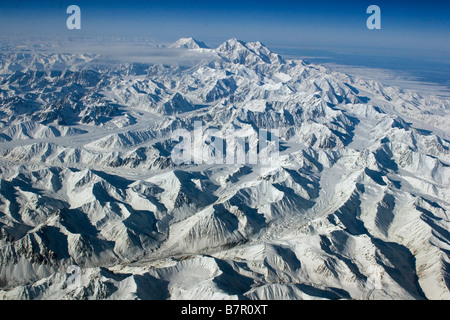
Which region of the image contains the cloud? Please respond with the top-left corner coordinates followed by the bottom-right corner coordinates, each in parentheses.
top-left (324, 63), bottom-right (450, 98)
top-left (75, 45), bottom-right (215, 66)
top-left (19, 37), bottom-right (219, 67)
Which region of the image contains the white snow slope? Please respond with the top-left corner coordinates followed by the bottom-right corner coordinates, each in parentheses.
top-left (0, 39), bottom-right (449, 300)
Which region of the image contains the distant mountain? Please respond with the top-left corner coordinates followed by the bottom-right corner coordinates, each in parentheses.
top-left (168, 37), bottom-right (210, 49)
top-left (0, 38), bottom-right (449, 300)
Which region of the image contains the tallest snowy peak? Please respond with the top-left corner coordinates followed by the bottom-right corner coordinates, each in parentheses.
top-left (216, 38), bottom-right (285, 66)
top-left (216, 38), bottom-right (247, 51)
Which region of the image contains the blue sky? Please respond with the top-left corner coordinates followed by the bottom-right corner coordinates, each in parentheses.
top-left (1, 0), bottom-right (449, 50)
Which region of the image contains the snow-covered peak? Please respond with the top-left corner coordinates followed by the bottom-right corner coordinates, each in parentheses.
top-left (0, 38), bottom-right (450, 301)
top-left (216, 38), bottom-right (285, 66)
top-left (169, 38), bottom-right (209, 49)
top-left (216, 38), bottom-right (248, 52)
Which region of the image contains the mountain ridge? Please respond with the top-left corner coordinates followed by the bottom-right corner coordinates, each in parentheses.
top-left (0, 38), bottom-right (449, 300)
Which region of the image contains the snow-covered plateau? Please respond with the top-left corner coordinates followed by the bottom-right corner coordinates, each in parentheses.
top-left (0, 38), bottom-right (449, 300)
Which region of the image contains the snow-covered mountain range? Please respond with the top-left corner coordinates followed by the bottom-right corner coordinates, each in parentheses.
top-left (0, 38), bottom-right (449, 300)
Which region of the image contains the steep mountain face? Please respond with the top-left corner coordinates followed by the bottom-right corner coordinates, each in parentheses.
top-left (0, 38), bottom-right (449, 300)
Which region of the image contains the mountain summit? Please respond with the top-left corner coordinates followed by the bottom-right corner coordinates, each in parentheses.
top-left (169, 37), bottom-right (210, 49)
top-left (217, 38), bottom-right (285, 65)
